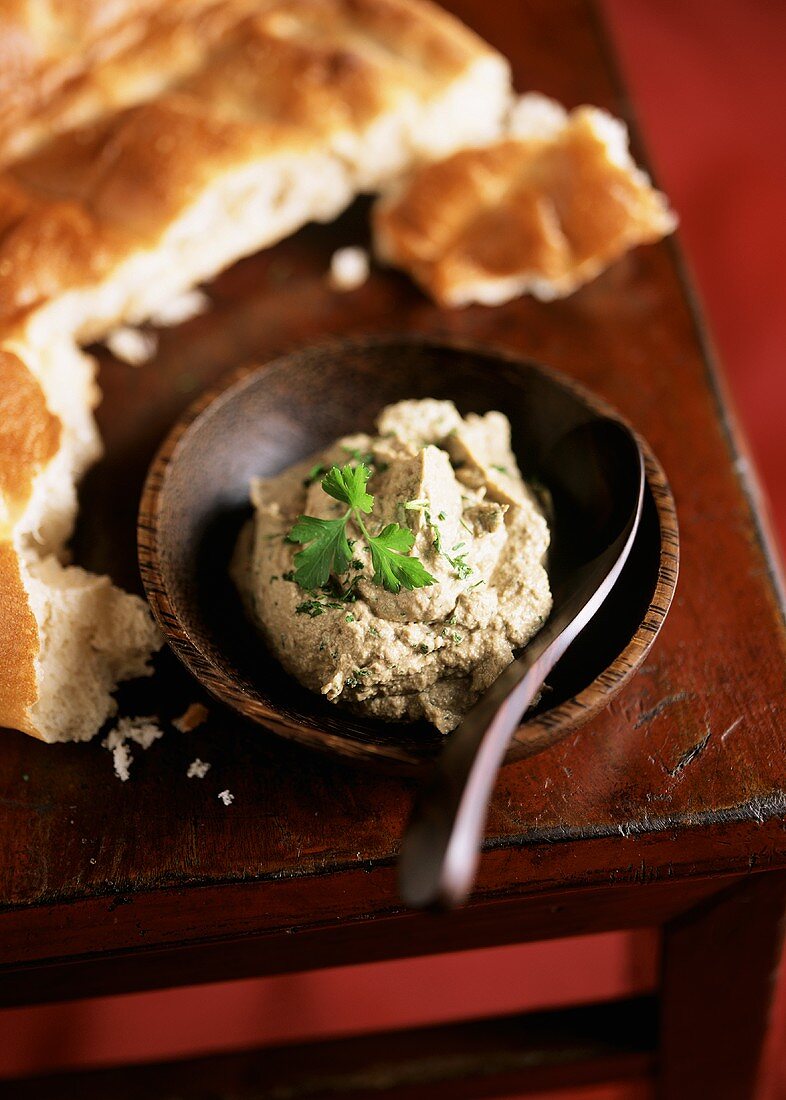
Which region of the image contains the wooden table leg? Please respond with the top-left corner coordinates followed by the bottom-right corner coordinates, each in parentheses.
top-left (659, 870), bottom-right (786, 1099)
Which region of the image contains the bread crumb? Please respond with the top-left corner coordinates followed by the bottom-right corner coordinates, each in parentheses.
top-left (105, 738), bottom-right (133, 782)
top-left (104, 326), bottom-right (158, 366)
top-left (103, 716), bottom-right (164, 781)
top-left (173, 703), bottom-right (209, 733)
top-left (187, 758), bottom-right (211, 779)
top-left (148, 288), bottom-right (209, 327)
top-left (217, 789), bottom-right (235, 806)
top-left (328, 247), bottom-right (370, 291)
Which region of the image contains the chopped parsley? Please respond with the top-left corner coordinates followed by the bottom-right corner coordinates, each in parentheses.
top-left (405, 497), bottom-right (443, 556)
top-left (446, 548), bottom-right (473, 579)
top-left (402, 500), bottom-right (475, 579)
top-left (286, 464), bottom-right (435, 594)
top-left (296, 598), bottom-right (344, 618)
top-left (342, 445), bottom-right (375, 466)
top-left (346, 668), bottom-right (371, 688)
top-left (303, 463), bottom-right (326, 487)
top-left (340, 576), bottom-right (363, 602)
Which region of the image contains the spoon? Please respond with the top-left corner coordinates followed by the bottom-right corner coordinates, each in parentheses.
top-left (398, 416), bottom-right (645, 909)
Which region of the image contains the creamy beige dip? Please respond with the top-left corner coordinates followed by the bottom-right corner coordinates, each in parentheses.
top-left (232, 400), bottom-right (552, 733)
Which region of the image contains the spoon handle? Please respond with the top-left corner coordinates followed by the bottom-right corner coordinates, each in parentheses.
top-left (398, 447), bottom-right (644, 910)
top-left (397, 632), bottom-right (563, 909)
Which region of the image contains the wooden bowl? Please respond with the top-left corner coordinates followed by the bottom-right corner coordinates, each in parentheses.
top-left (138, 337), bottom-right (679, 772)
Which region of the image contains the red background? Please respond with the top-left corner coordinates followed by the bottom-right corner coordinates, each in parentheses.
top-left (2, 2), bottom-right (785, 1094)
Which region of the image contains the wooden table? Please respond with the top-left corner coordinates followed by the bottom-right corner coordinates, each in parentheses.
top-left (2, 2), bottom-right (785, 1096)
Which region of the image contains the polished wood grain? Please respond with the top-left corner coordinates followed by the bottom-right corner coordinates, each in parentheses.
top-left (138, 339), bottom-right (675, 771)
top-left (0, 8), bottom-right (784, 1094)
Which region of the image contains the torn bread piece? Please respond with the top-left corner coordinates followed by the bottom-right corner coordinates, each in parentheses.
top-left (0, 0), bottom-right (511, 345)
top-left (0, 0), bottom-right (510, 744)
top-left (372, 93), bottom-right (677, 307)
top-left (0, 346), bottom-right (161, 743)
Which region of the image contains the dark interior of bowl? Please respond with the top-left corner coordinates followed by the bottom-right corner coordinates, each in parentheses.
top-left (145, 339), bottom-right (662, 767)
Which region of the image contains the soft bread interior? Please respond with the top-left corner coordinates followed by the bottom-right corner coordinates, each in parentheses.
top-left (23, 555), bottom-right (160, 743)
top-left (1, 344), bottom-right (160, 743)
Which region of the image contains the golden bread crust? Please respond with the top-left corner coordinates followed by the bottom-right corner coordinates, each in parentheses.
top-left (0, 348), bottom-right (61, 527)
top-left (0, 541), bottom-right (39, 737)
top-left (0, 349), bottom-right (59, 736)
top-left (373, 106), bottom-right (677, 306)
top-left (0, 1), bottom-right (251, 164)
top-left (0, 0), bottom-right (489, 164)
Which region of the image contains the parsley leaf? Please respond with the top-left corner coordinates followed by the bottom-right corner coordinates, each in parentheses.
top-left (286, 464), bottom-right (435, 594)
top-left (367, 524), bottom-right (436, 593)
top-left (288, 515), bottom-right (353, 589)
top-left (322, 464), bottom-right (374, 513)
